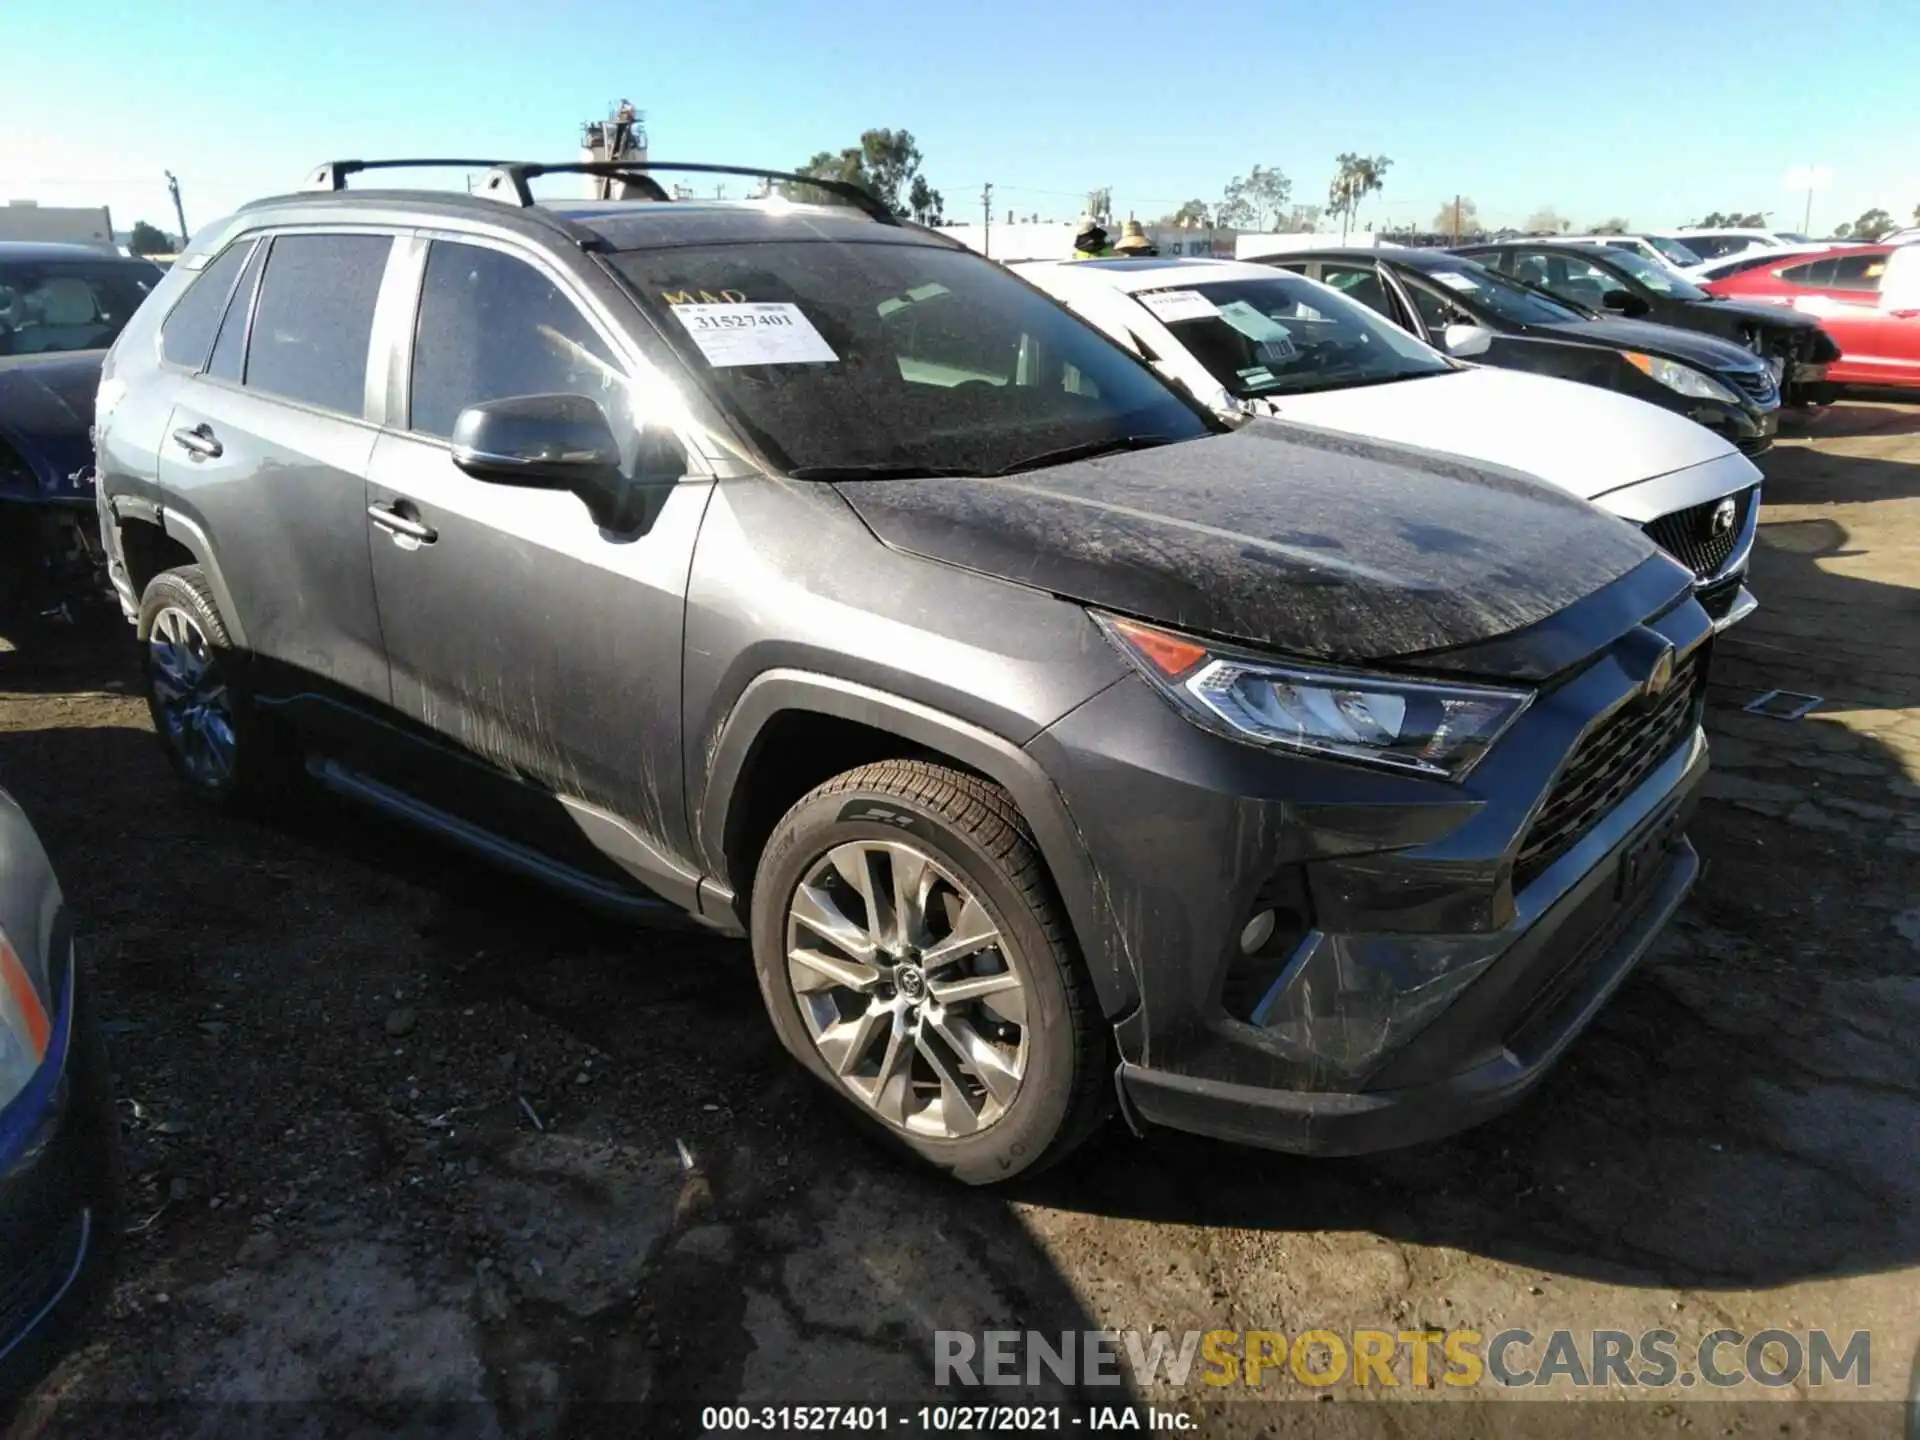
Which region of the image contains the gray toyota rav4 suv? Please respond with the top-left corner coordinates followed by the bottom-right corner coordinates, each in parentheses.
top-left (93, 160), bottom-right (1711, 1183)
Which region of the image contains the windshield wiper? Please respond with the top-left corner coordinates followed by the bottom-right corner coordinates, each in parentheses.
top-left (786, 462), bottom-right (985, 480)
top-left (987, 434), bottom-right (1180, 477)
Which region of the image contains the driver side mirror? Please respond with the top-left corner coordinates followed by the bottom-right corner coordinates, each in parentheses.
top-left (1601, 288), bottom-right (1651, 317)
top-left (451, 393), bottom-right (686, 534)
top-left (1442, 322), bottom-right (1493, 357)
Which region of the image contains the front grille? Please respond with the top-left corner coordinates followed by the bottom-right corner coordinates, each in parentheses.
top-left (1513, 650), bottom-right (1705, 890)
top-left (0, 1212), bottom-right (86, 1339)
top-left (1642, 487), bottom-right (1753, 580)
top-left (1729, 367), bottom-right (1778, 406)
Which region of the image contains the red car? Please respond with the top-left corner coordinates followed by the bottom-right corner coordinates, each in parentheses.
top-left (1702, 244), bottom-right (1920, 391)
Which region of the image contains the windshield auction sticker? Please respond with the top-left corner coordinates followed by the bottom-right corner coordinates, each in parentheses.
top-left (1432, 271), bottom-right (1482, 292)
top-left (669, 301), bottom-right (838, 367)
top-left (1136, 289), bottom-right (1219, 323)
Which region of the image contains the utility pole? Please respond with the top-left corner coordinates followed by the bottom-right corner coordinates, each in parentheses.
top-left (165, 170), bottom-right (188, 247)
top-left (1451, 194), bottom-right (1461, 244)
top-left (981, 182), bottom-right (993, 258)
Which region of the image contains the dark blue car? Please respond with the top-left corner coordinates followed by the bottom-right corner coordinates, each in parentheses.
top-left (0, 243), bottom-right (162, 614)
top-left (0, 787), bottom-right (118, 1412)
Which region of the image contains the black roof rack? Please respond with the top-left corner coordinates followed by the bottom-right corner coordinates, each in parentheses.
top-left (473, 161), bottom-right (900, 225)
top-left (301, 159), bottom-right (525, 192)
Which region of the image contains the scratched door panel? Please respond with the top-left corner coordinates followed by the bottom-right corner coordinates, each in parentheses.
top-left (365, 427), bottom-right (713, 868)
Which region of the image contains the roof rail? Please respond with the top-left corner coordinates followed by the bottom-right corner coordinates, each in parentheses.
top-left (473, 161), bottom-right (900, 225)
top-left (301, 159), bottom-right (528, 192)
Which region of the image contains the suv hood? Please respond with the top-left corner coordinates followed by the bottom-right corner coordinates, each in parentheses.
top-left (1529, 315), bottom-right (1766, 373)
top-left (1256, 367), bottom-right (1733, 503)
top-left (835, 422), bottom-right (1663, 669)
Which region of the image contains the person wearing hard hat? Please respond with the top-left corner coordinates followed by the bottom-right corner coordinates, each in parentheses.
top-left (1072, 215), bottom-right (1113, 258)
top-left (1114, 220), bottom-right (1159, 257)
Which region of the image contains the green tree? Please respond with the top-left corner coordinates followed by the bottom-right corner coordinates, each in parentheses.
top-left (1589, 217), bottom-right (1632, 234)
top-left (128, 219), bottom-right (172, 255)
top-left (907, 174), bottom-right (945, 225)
top-left (783, 128), bottom-right (926, 215)
top-left (1327, 154), bottom-right (1392, 240)
top-left (1433, 196), bottom-right (1479, 237)
top-left (1217, 165), bottom-right (1292, 231)
top-left (1161, 198), bottom-right (1211, 227)
top-left (1277, 203), bottom-right (1322, 232)
top-left (1695, 210), bottom-right (1766, 227)
top-left (1524, 206), bottom-right (1569, 234)
top-left (1849, 207), bottom-right (1895, 241)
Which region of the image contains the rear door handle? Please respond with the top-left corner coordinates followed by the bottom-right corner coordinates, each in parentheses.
top-left (367, 502), bottom-right (438, 546)
top-left (170, 423), bottom-right (222, 459)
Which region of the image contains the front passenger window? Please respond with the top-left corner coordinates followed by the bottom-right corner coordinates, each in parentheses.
top-left (409, 242), bottom-right (626, 440)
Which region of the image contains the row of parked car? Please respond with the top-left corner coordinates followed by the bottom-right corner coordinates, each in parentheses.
top-left (0, 157), bottom-right (1884, 1406)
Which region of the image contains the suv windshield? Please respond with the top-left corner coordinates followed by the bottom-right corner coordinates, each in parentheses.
top-left (1138, 273), bottom-right (1452, 398)
top-left (1597, 247), bottom-right (1710, 300)
top-left (0, 256), bottom-right (160, 356)
top-left (613, 241), bottom-right (1210, 475)
top-left (1420, 265), bottom-right (1587, 325)
top-left (1643, 236), bottom-right (1704, 268)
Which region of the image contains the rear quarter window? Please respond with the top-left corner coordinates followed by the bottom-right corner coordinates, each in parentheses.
top-left (159, 240), bottom-right (254, 369)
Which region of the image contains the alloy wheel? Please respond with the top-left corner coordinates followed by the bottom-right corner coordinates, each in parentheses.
top-left (784, 839), bottom-right (1030, 1138)
top-left (148, 605), bottom-right (237, 790)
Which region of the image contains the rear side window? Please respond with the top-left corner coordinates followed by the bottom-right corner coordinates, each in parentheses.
top-left (244, 234), bottom-right (392, 417)
top-left (160, 241), bottom-right (253, 369)
top-left (1828, 254), bottom-right (1884, 293)
top-left (409, 241), bottom-right (623, 440)
top-left (207, 241), bottom-right (268, 382)
top-left (1780, 258), bottom-right (1836, 288)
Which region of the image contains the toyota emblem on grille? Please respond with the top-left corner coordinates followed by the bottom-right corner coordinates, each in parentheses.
top-left (1644, 645), bottom-right (1676, 699)
top-left (1706, 497), bottom-right (1738, 539)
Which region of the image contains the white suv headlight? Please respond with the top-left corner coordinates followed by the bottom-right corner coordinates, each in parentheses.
top-left (1097, 614), bottom-right (1531, 781)
top-left (0, 927), bottom-right (53, 1112)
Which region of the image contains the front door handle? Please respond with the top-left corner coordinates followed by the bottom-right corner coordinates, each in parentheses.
top-left (367, 502), bottom-right (438, 546)
top-left (170, 423), bottom-right (222, 459)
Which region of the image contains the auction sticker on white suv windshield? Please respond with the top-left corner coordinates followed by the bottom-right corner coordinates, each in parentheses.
top-left (669, 302), bottom-right (838, 367)
top-left (1136, 289), bottom-right (1219, 323)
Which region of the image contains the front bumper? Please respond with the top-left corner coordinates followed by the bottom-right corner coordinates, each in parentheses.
top-left (0, 946), bottom-right (119, 1412)
top-left (1121, 742), bottom-right (1704, 1154)
top-left (1030, 580), bottom-right (1713, 1157)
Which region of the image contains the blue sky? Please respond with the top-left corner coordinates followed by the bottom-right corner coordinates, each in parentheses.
top-left (4, 0), bottom-right (1916, 241)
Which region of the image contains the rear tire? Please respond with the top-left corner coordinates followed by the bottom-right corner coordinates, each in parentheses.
top-left (749, 760), bottom-right (1109, 1185)
top-left (138, 566), bottom-right (292, 809)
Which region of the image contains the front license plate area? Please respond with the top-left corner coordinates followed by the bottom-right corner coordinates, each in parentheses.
top-left (1617, 804), bottom-right (1685, 902)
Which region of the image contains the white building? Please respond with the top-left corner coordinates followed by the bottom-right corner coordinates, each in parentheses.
top-left (0, 200), bottom-right (116, 249)
top-left (1234, 230), bottom-right (1401, 259)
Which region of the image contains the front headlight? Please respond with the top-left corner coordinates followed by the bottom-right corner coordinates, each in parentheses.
top-left (0, 926), bottom-right (53, 1112)
top-left (1097, 614), bottom-right (1531, 781)
top-left (1621, 350), bottom-right (1741, 404)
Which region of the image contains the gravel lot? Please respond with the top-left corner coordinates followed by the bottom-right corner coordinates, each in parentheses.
top-left (3, 400), bottom-right (1916, 1437)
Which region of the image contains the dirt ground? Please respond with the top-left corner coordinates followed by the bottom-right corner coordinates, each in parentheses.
top-left (2, 401), bottom-right (1917, 1438)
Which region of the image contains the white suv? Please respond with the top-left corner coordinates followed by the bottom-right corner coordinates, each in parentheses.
top-left (1017, 256), bottom-right (1761, 629)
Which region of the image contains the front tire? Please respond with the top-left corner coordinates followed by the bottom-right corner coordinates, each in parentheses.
top-left (138, 565), bottom-right (287, 808)
top-left (749, 760), bottom-right (1108, 1185)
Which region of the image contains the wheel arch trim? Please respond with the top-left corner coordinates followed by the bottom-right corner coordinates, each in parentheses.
top-left (700, 670), bottom-right (1139, 1018)
top-left (144, 506), bottom-right (249, 647)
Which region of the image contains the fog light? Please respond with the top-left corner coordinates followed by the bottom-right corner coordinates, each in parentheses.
top-left (1239, 910), bottom-right (1276, 954)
